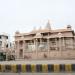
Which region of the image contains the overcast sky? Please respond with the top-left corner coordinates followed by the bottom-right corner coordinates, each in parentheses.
top-left (0, 0), bottom-right (75, 41)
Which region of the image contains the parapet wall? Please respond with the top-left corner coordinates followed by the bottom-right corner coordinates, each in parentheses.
top-left (0, 64), bottom-right (75, 72)
top-left (23, 50), bottom-right (75, 60)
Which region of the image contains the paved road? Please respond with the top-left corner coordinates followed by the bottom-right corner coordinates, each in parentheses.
top-left (0, 60), bottom-right (75, 64)
top-left (0, 73), bottom-right (75, 75)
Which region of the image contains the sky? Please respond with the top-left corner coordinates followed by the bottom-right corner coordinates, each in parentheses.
top-left (0, 0), bottom-right (75, 41)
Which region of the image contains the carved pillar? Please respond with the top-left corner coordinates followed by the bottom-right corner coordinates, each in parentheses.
top-left (35, 39), bottom-right (38, 59)
top-left (34, 39), bottom-right (36, 51)
top-left (62, 37), bottom-right (65, 50)
top-left (72, 37), bottom-right (73, 50)
top-left (23, 40), bottom-right (25, 59)
top-left (73, 37), bottom-right (75, 50)
top-left (55, 38), bottom-right (57, 50)
top-left (40, 38), bottom-right (42, 43)
top-left (59, 37), bottom-right (62, 58)
top-left (40, 38), bottom-right (42, 51)
top-left (36, 39), bottom-right (38, 59)
top-left (17, 41), bottom-right (19, 59)
top-left (47, 38), bottom-right (50, 59)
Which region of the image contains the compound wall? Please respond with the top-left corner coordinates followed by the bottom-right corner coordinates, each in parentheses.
top-left (0, 64), bottom-right (75, 73)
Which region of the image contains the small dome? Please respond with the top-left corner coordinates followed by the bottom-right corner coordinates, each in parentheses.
top-left (67, 25), bottom-right (71, 29)
top-left (15, 31), bottom-right (20, 34)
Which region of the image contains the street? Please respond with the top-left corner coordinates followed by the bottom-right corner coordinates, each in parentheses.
top-left (0, 60), bottom-right (75, 64)
top-left (0, 73), bottom-right (75, 75)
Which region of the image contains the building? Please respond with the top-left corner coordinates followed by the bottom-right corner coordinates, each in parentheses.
top-left (0, 33), bottom-right (10, 60)
top-left (15, 21), bottom-right (75, 60)
top-left (9, 41), bottom-right (15, 60)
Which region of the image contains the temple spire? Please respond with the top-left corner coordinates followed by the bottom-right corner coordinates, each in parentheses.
top-left (39, 26), bottom-right (42, 30)
top-left (46, 20), bottom-right (51, 30)
top-left (33, 26), bottom-right (36, 31)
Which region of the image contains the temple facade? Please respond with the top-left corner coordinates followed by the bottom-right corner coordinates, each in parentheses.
top-left (15, 21), bottom-right (75, 60)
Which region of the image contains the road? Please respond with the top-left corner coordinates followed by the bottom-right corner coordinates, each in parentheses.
top-left (0, 73), bottom-right (75, 75)
top-left (0, 60), bottom-right (75, 64)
